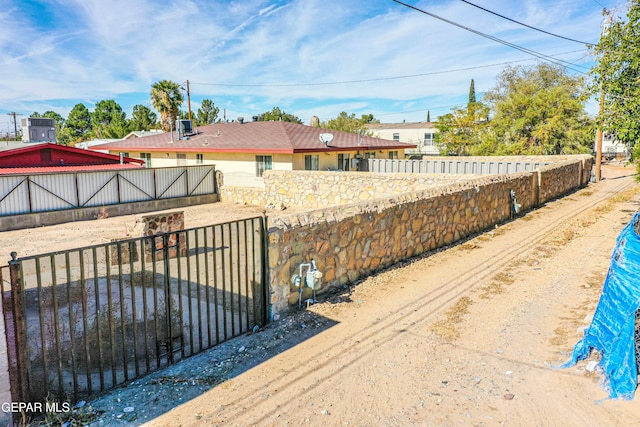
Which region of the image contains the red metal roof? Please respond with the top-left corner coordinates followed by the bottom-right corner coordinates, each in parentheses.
top-left (89, 121), bottom-right (417, 153)
top-left (0, 142), bottom-right (145, 167)
top-left (0, 163), bottom-right (144, 175)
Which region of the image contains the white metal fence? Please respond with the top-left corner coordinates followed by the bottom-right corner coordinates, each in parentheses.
top-left (0, 165), bottom-right (217, 216)
top-left (368, 159), bottom-right (550, 175)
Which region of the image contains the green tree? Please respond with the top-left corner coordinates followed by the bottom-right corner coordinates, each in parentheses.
top-left (61, 103), bottom-right (92, 145)
top-left (128, 105), bottom-right (158, 131)
top-left (92, 99), bottom-right (128, 138)
top-left (150, 80), bottom-right (184, 132)
top-left (257, 107), bottom-right (302, 124)
top-left (484, 63), bottom-right (593, 155)
top-left (320, 112), bottom-right (379, 134)
top-left (41, 111), bottom-right (65, 143)
top-left (435, 102), bottom-right (492, 155)
top-left (590, 4), bottom-right (640, 164)
top-left (196, 99), bottom-right (220, 125)
top-left (42, 111), bottom-right (65, 129)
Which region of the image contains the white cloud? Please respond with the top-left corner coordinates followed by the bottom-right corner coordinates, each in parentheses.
top-left (0, 0), bottom-right (606, 123)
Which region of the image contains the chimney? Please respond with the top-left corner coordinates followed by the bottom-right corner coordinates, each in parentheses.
top-left (238, 117), bottom-right (244, 124)
top-left (310, 115), bottom-right (320, 127)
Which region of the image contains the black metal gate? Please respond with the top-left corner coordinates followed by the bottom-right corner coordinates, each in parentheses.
top-left (0, 216), bottom-right (268, 407)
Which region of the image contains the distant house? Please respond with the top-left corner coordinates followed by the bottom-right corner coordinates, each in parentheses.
top-left (90, 120), bottom-right (416, 187)
top-left (122, 130), bottom-right (165, 139)
top-left (0, 142), bottom-right (144, 174)
top-left (598, 134), bottom-right (629, 161)
top-left (21, 117), bottom-right (56, 143)
top-left (365, 122), bottom-right (439, 157)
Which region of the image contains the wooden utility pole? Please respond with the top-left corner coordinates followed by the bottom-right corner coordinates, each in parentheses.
top-left (6, 112), bottom-right (21, 141)
top-left (186, 80), bottom-right (192, 121)
top-left (595, 11), bottom-right (612, 182)
top-left (595, 89), bottom-right (605, 182)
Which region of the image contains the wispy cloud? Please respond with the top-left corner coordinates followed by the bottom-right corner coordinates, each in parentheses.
top-left (0, 0), bottom-right (606, 129)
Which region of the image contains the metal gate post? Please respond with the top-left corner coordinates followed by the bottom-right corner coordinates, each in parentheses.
top-left (4, 252), bottom-right (29, 409)
top-left (260, 215), bottom-right (270, 326)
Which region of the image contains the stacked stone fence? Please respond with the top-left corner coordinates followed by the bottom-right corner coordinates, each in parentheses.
top-left (266, 172), bottom-right (541, 315)
top-left (262, 171), bottom-right (482, 209)
top-left (263, 155), bottom-right (593, 316)
top-left (537, 158), bottom-right (592, 204)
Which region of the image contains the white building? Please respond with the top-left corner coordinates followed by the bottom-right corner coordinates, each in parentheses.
top-left (365, 122), bottom-right (439, 157)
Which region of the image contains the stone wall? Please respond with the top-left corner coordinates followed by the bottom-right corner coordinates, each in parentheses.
top-left (538, 157), bottom-right (593, 203)
top-left (137, 211), bottom-right (186, 261)
top-left (262, 171), bottom-right (482, 209)
top-left (265, 156), bottom-right (592, 316)
top-left (220, 185), bottom-right (268, 206)
top-left (220, 155), bottom-right (592, 211)
top-left (267, 173), bottom-right (537, 316)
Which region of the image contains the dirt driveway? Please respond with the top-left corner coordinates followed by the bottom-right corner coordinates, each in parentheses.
top-left (11, 164), bottom-right (640, 426)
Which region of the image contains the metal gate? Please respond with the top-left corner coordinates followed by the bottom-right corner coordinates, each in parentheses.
top-left (0, 216), bottom-right (268, 407)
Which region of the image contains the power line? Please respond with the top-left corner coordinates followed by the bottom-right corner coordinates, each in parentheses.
top-left (190, 49), bottom-right (587, 88)
top-left (390, 0), bottom-right (589, 75)
top-left (459, 0), bottom-right (593, 45)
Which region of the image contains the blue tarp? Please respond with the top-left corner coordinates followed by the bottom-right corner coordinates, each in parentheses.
top-left (562, 211), bottom-right (640, 400)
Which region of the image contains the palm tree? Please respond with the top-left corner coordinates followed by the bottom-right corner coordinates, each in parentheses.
top-left (150, 80), bottom-right (184, 132)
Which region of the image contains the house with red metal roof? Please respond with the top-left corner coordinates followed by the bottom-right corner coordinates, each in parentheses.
top-left (90, 120), bottom-right (416, 187)
top-left (0, 142), bottom-right (145, 175)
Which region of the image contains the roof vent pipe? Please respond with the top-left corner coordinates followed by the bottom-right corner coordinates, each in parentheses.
top-left (238, 117), bottom-right (244, 124)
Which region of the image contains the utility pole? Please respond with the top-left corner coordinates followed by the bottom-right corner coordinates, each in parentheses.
top-left (595, 89), bottom-right (605, 182)
top-left (186, 80), bottom-right (192, 121)
top-left (6, 112), bottom-right (21, 141)
top-left (595, 11), bottom-right (612, 182)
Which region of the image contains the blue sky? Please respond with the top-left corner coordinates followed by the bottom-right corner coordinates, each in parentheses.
top-left (0, 0), bottom-right (614, 134)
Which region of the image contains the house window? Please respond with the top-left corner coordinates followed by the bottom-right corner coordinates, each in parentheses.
top-left (304, 155), bottom-right (319, 170)
top-left (140, 152), bottom-right (152, 168)
top-left (388, 151), bottom-right (398, 159)
top-left (196, 153), bottom-right (204, 164)
top-left (256, 155), bottom-right (272, 177)
top-left (393, 133), bottom-right (400, 141)
top-left (119, 152), bottom-right (130, 158)
top-left (338, 153), bottom-right (350, 171)
top-left (176, 153), bottom-right (187, 166)
top-left (424, 132), bottom-right (435, 146)
top-left (364, 151), bottom-right (376, 159)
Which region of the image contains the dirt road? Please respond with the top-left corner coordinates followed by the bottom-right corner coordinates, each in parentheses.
top-left (28, 163), bottom-right (638, 426)
top-left (124, 164), bottom-right (639, 427)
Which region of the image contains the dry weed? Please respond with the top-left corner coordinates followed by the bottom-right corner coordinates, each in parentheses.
top-left (430, 296), bottom-right (473, 342)
top-left (549, 326), bottom-right (569, 346)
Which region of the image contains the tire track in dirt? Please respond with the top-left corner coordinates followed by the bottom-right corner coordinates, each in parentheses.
top-left (162, 175), bottom-right (636, 426)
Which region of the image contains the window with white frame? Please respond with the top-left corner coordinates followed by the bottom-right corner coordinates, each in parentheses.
top-left (364, 151), bottom-right (376, 159)
top-left (140, 152), bottom-right (152, 168)
top-left (196, 153), bottom-right (204, 164)
top-left (256, 155), bottom-right (272, 177)
top-left (424, 132), bottom-right (435, 146)
top-left (388, 151), bottom-right (398, 159)
top-left (393, 133), bottom-right (400, 141)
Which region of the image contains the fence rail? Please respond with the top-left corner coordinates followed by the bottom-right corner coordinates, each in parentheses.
top-left (0, 216), bottom-right (267, 408)
top-left (0, 165), bottom-right (217, 217)
top-left (368, 158), bottom-right (549, 175)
